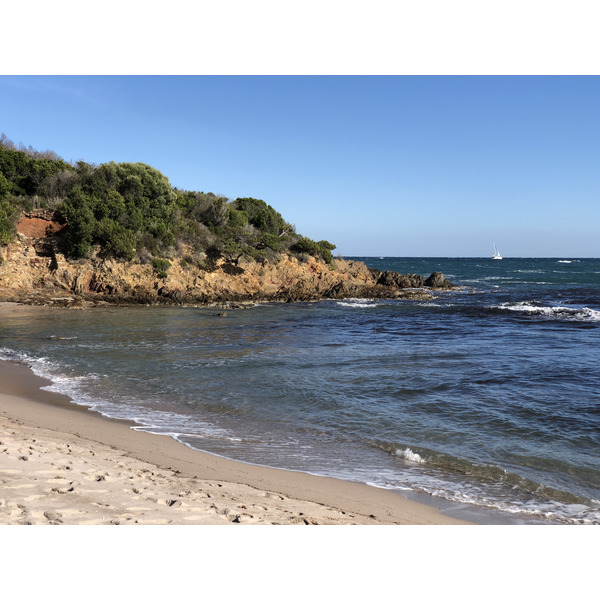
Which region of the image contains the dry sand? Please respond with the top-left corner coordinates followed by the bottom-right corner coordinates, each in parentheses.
top-left (0, 359), bottom-right (469, 525)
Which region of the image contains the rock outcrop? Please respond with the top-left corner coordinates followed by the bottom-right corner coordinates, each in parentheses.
top-left (368, 268), bottom-right (456, 290)
top-left (0, 211), bottom-right (457, 307)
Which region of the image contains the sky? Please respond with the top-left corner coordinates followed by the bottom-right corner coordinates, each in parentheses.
top-left (1, 74), bottom-right (598, 257)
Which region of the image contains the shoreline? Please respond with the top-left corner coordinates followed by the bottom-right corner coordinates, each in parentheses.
top-left (0, 359), bottom-right (470, 525)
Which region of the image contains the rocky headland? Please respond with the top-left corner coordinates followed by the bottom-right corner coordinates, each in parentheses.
top-left (0, 211), bottom-right (456, 307)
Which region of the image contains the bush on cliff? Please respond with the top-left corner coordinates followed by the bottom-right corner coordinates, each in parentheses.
top-left (0, 199), bottom-right (16, 245)
top-left (152, 258), bottom-right (172, 273)
top-left (0, 135), bottom-right (337, 268)
top-left (290, 237), bottom-right (336, 264)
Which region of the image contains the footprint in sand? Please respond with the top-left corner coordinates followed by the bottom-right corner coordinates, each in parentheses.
top-left (50, 483), bottom-right (76, 494)
top-left (263, 492), bottom-right (286, 501)
top-left (44, 511), bottom-right (63, 524)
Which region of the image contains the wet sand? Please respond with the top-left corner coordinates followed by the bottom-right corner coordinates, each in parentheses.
top-left (0, 359), bottom-right (469, 525)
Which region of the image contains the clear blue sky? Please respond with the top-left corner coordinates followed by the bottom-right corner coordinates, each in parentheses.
top-left (1, 75), bottom-right (598, 257)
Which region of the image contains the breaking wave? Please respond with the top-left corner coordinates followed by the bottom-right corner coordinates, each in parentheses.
top-left (336, 299), bottom-right (379, 308)
top-left (370, 439), bottom-right (600, 524)
top-left (493, 302), bottom-right (600, 322)
top-left (394, 446), bottom-right (427, 464)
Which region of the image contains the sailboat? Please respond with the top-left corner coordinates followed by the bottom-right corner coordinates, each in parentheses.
top-left (492, 243), bottom-right (502, 260)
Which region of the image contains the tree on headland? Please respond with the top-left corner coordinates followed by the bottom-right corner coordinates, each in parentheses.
top-left (0, 135), bottom-right (337, 266)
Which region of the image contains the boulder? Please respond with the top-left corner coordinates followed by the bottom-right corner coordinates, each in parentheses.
top-left (425, 271), bottom-right (455, 288)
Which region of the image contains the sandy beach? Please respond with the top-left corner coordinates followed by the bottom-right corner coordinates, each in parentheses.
top-left (0, 359), bottom-right (469, 525)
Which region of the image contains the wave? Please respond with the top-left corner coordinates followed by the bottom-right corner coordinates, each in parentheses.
top-left (394, 446), bottom-right (427, 464)
top-left (493, 302), bottom-right (600, 322)
top-left (337, 299), bottom-right (379, 308)
top-left (371, 439), bottom-right (600, 524)
top-left (0, 347), bottom-right (236, 443)
top-left (0, 346), bottom-right (94, 383)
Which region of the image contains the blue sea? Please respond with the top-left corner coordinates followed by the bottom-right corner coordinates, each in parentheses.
top-left (1, 257), bottom-right (599, 524)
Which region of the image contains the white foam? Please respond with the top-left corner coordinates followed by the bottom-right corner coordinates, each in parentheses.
top-left (1, 347), bottom-right (236, 444)
top-left (370, 467), bottom-right (600, 524)
top-left (337, 299), bottom-right (379, 308)
top-left (495, 302), bottom-right (600, 322)
top-left (394, 447), bottom-right (427, 464)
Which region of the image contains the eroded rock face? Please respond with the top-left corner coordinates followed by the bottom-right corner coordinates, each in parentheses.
top-left (16, 211), bottom-right (67, 239)
top-left (0, 212), bottom-right (457, 306)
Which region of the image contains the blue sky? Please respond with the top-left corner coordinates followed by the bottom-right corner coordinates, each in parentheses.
top-left (1, 75), bottom-right (598, 257)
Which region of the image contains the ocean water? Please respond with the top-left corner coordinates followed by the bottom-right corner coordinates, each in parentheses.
top-left (1, 256), bottom-right (599, 524)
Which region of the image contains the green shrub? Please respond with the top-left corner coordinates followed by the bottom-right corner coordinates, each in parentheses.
top-left (232, 197), bottom-right (288, 236)
top-left (152, 258), bottom-right (172, 273)
top-left (1, 140), bottom-right (339, 266)
top-left (316, 240), bottom-right (336, 264)
top-left (260, 232), bottom-right (282, 251)
top-left (58, 191), bottom-right (96, 258)
top-left (0, 199), bottom-right (16, 245)
top-left (243, 246), bottom-right (267, 262)
top-left (227, 208), bottom-right (248, 228)
top-left (0, 172), bottom-right (10, 199)
top-left (290, 236), bottom-right (319, 256)
top-left (290, 236), bottom-right (336, 264)
top-left (97, 217), bottom-right (135, 259)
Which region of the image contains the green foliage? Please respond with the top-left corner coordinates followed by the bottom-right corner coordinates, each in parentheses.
top-left (241, 246), bottom-right (267, 262)
top-left (316, 239), bottom-right (336, 264)
top-left (290, 236), bottom-right (319, 256)
top-left (259, 232), bottom-right (282, 251)
top-left (0, 145), bottom-right (73, 198)
top-left (0, 174), bottom-right (14, 245)
top-left (221, 238), bottom-right (241, 256)
top-left (96, 218), bottom-right (136, 260)
top-left (232, 197), bottom-right (288, 236)
top-left (0, 199), bottom-right (16, 245)
top-left (227, 207), bottom-right (248, 228)
top-left (152, 258), bottom-right (172, 273)
top-left (290, 236), bottom-right (336, 264)
top-left (58, 190), bottom-right (96, 258)
top-left (0, 172), bottom-right (10, 199)
top-left (0, 136), bottom-right (337, 265)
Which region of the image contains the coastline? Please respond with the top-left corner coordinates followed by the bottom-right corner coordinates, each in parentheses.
top-left (0, 359), bottom-right (470, 525)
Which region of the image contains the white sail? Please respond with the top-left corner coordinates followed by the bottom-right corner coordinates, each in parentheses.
top-left (492, 243), bottom-right (502, 260)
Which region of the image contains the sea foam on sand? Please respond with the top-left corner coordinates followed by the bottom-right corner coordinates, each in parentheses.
top-left (0, 359), bottom-right (466, 525)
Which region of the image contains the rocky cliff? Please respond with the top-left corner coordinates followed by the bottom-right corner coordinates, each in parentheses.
top-left (0, 211), bottom-right (456, 307)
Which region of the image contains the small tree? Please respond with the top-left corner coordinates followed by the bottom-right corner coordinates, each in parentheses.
top-left (0, 199), bottom-right (16, 245)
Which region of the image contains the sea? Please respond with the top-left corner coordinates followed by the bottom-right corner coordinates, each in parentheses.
top-left (1, 256), bottom-right (599, 524)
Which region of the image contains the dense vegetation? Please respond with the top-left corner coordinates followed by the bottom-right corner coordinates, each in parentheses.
top-left (0, 134), bottom-right (336, 266)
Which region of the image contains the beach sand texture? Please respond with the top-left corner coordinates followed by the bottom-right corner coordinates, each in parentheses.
top-left (0, 412), bottom-right (376, 525)
top-left (0, 359), bottom-right (467, 525)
